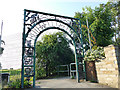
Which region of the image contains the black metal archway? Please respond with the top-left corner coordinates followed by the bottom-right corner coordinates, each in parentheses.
top-left (21, 9), bottom-right (85, 88)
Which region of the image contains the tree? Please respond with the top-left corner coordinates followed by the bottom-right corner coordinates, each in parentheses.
top-left (111, 1), bottom-right (120, 46)
top-left (74, 4), bottom-right (115, 47)
top-left (114, 1), bottom-right (120, 46)
top-left (90, 3), bottom-right (114, 47)
top-left (102, 1), bottom-right (120, 46)
top-left (35, 32), bottom-right (74, 79)
top-left (74, 7), bottom-right (97, 50)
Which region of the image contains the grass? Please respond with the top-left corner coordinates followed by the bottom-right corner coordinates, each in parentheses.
top-left (1, 69), bottom-right (69, 88)
top-left (1, 69), bottom-right (21, 88)
top-left (10, 75), bottom-right (21, 81)
top-left (1, 69), bottom-right (21, 76)
top-left (6, 75), bottom-right (32, 88)
top-left (2, 73), bottom-right (33, 88)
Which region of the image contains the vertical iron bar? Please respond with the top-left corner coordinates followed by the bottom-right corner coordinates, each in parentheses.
top-left (33, 46), bottom-right (36, 88)
top-left (73, 39), bottom-right (79, 83)
top-left (33, 38), bottom-right (38, 88)
top-left (71, 19), bottom-right (80, 82)
top-left (21, 9), bottom-right (26, 88)
top-left (78, 19), bottom-right (86, 81)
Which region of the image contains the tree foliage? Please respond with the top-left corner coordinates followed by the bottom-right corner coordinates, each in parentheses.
top-left (35, 32), bottom-right (74, 79)
top-left (74, 7), bottom-right (96, 50)
top-left (74, 2), bottom-right (116, 47)
top-left (90, 3), bottom-right (114, 46)
top-left (107, 1), bottom-right (120, 46)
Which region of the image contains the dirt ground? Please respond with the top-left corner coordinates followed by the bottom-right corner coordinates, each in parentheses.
top-left (35, 77), bottom-right (112, 88)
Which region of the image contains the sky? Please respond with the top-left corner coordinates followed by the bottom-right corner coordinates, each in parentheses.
top-left (0, 0), bottom-right (109, 69)
top-left (0, 0), bottom-right (108, 38)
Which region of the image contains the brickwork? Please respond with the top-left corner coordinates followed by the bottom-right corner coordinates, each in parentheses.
top-left (95, 45), bottom-right (120, 88)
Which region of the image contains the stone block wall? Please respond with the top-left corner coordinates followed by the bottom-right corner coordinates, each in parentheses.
top-left (95, 45), bottom-right (120, 88)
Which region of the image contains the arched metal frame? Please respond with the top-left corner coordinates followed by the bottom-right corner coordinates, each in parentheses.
top-left (21, 9), bottom-right (85, 88)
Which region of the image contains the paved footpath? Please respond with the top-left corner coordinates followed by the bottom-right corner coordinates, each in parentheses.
top-left (35, 77), bottom-right (113, 88)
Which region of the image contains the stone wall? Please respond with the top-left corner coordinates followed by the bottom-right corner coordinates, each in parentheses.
top-left (95, 45), bottom-right (120, 88)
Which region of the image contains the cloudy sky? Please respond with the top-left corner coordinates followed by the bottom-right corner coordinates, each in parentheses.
top-left (0, 0), bottom-right (108, 38)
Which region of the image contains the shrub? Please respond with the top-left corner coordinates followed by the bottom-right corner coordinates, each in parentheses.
top-left (9, 69), bottom-right (21, 76)
top-left (7, 75), bottom-right (32, 88)
top-left (8, 78), bottom-right (21, 88)
top-left (84, 46), bottom-right (105, 61)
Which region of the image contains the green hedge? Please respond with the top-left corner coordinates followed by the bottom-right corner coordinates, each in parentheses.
top-left (1, 69), bottom-right (21, 76)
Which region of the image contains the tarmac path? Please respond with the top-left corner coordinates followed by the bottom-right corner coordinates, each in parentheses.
top-left (35, 77), bottom-right (112, 88)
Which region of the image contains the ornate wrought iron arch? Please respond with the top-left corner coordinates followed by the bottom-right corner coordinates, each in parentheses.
top-left (21, 9), bottom-right (85, 88)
